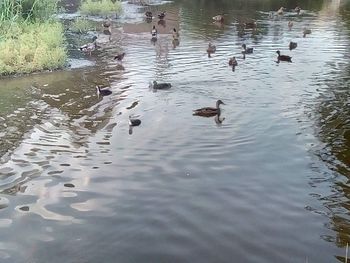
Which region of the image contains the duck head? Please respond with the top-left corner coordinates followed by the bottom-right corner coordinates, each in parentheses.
top-left (216, 100), bottom-right (225, 107)
top-left (92, 36), bottom-right (98, 42)
top-left (242, 44), bottom-right (247, 50)
top-left (153, 81), bottom-right (158, 86)
top-left (276, 50), bottom-right (281, 55)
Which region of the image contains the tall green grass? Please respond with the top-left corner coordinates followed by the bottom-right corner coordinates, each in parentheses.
top-left (0, 22), bottom-right (67, 75)
top-left (80, 0), bottom-right (123, 16)
top-left (0, 0), bottom-right (67, 75)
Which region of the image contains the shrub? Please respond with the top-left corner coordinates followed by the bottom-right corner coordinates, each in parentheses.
top-left (0, 22), bottom-right (67, 75)
top-left (80, 0), bottom-right (123, 16)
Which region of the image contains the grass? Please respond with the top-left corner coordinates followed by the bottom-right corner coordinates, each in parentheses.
top-left (71, 17), bottom-right (96, 33)
top-left (0, 0), bottom-right (68, 75)
top-left (0, 22), bottom-right (67, 75)
top-left (80, 0), bottom-right (123, 16)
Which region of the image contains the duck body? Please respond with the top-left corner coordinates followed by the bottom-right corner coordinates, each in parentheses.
top-left (96, 86), bottom-right (112, 96)
top-left (145, 11), bottom-right (153, 19)
top-left (244, 21), bottom-right (257, 29)
top-left (229, 57), bottom-right (238, 66)
top-left (242, 44), bottom-right (253, 54)
top-left (289, 41), bottom-right (297, 50)
top-left (276, 51), bottom-right (292, 62)
top-left (151, 26), bottom-right (157, 39)
top-left (303, 29), bottom-right (312, 37)
top-left (277, 7), bottom-right (284, 15)
top-left (80, 36), bottom-right (98, 56)
top-left (172, 28), bottom-right (179, 40)
top-left (207, 43), bottom-right (216, 54)
top-left (193, 100), bottom-right (225, 117)
top-left (102, 20), bottom-right (111, 28)
top-left (152, 81), bottom-right (172, 90)
top-left (158, 12), bottom-right (166, 19)
top-left (213, 14), bottom-right (224, 22)
top-left (129, 116), bottom-right (141, 126)
top-left (114, 52), bottom-right (125, 61)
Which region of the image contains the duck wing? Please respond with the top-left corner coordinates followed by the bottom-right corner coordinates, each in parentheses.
top-left (193, 107), bottom-right (218, 117)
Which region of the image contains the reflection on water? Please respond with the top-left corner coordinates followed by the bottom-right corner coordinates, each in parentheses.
top-left (0, 0), bottom-right (349, 262)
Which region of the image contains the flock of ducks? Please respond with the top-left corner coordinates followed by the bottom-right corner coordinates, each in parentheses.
top-left (79, 4), bottom-right (312, 129)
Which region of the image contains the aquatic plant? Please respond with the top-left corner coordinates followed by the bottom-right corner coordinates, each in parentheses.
top-left (71, 17), bottom-right (97, 34)
top-left (79, 0), bottom-right (123, 16)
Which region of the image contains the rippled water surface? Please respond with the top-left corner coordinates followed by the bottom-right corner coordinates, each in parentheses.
top-left (0, 0), bottom-right (350, 262)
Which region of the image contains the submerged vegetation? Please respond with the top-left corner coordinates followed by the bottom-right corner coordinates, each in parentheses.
top-left (80, 0), bottom-right (123, 16)
top-left (0, 0), bottom-right (67, 75)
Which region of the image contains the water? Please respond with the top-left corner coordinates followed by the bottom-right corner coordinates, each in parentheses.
top-left (0, 0), bottom-right (349, 262)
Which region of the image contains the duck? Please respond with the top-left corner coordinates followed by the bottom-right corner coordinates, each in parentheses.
top-left (303, 28), bottom-right (312, 37)
top-left (295, 6), bottom-right (301, 15)
top-left (114, 52), bottom-right (125, 61)
top-left (102, 17), bottom-right (112, 28)
top-left (207, 42), bottom-right (216, 56)
top-left (289, 41), bottom-right (297, 50)
top-left (145, 11), bottom-right (153, 19)
top-left (152, 81), bottom-right (172, 89)
top-left (277, 7), bottom-right (284, 15)
top-left (129, 116), bottom-right (141, 126)
top-left (151, 25), bottom-right (157, 39)
top-left (158, 11), bottom-right (166, 20)
top-left (172, 28), bottom-right (179, 40)
top-left (244, 20), bottom-right (257, 29)
top-left (96, 86), bottom-right (112, 96)
top-left (193, 100), bottom-right (225, 117)
top-left (276, 50), bottom-right (292, 62)
top-left (229, 57), bottom-right (238, 71)
top-left (242, 44), bottom-right (253, 54)
top-left (229, 57), bottom-right (238, 67)
top-left (80, 36), bottom-right (98, 56)
top-left (288, 21), bottom-right (293, 29)
top-left (213, 14), bottom-right (224, 23)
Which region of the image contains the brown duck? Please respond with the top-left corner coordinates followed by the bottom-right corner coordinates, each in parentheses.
top-left (193, 100), bottom-right (225, 117)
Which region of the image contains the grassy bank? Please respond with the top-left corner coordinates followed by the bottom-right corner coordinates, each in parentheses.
top-left (0, 22), bottom-right (67, 75)
top-left (80, 0), bottom-right (123, 16)
top-left (0, 0), bottom-right (67, 76)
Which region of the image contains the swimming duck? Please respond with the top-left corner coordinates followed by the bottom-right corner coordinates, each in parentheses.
top-left (277, 7), bottom-right (284, 15)
top-left (80, 36), bottom-right (98, 56)
top-left (276, 51), bottom-right (292, 62)
top-left (289, 41), bottom-right (297, 50)
top-left (145, 11), bottom-right (153, 19)
top-left (193, 100), bottom-right (225, 117)
top-left (295, 6), bottom-right (301, 15)
top-left (288, 21), bottom-right (293, 29)
top-left (229, 57), bottom-right (238, 71)
top-left (229, 57), bottom-right (238, 67)
top-left (207, 43), bottom-right (216, 57)
top-left (242, 44), bottom-right (253, 54)
top-left (152, 81), bottom-right (172, 89)
top-left (96, 86), bottom-right (112, 96)
top-left (172, 28), bottom-right (179, 40)
top-left (114, 52), bottom-right (125, 61)
top-left (244, 20), bottom-right (257, 29)
top-left (213, 14), bottom-right (224, 23)
top-left (158, 11), bottom-right (166, 20)
top-left (303, 28), bottom-right (312, 37)
top-left (151, 25), bottom-right (157, 39)
top-left (129, 116), bottom-right (141, 126)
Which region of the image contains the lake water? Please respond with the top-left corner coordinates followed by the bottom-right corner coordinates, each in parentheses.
top-left (0, 0), bottom-right (349, 262)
